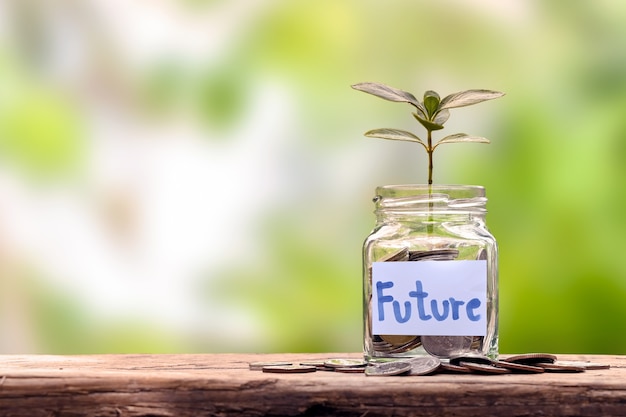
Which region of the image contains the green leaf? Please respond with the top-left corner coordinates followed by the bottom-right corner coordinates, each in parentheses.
top-left (352, 82), bottom-right (427, 118)
top-left (432, 133), bottom-right (490, 150)
top-left (423, 90), bottom-right (440, 118)
top-left (412, 113), bottom-right (444, 131)
top-left (364, 128), bottom-right (427, 149)
top-left (439, 89), bottom-right (504, 110)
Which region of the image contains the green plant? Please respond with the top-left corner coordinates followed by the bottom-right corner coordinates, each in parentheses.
top-left (351, 82), bottom-right (504, 184)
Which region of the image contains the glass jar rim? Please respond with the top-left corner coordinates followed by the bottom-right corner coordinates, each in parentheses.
top-left (375, 184), bottom-right (485, 195)
top-left (374, 184), bottom-right (487, 214)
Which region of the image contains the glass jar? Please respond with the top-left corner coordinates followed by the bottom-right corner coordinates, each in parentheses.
top-left (363, 185), bottom-right (498, 362)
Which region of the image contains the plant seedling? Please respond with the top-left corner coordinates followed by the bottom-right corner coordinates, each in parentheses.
top-left (351, 82), bottom-right (504, 184)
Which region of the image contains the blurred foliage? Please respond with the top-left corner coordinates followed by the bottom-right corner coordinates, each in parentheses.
top-left (1, 0), bottom-right (626, 355)
top-left (0, 56), bottom-right (83, 178)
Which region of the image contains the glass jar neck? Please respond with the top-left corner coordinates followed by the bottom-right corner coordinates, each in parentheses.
top-left (373, 184), bottom-right (487, 221)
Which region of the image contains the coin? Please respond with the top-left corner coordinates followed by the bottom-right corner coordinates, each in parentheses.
top-left (407, 356), bottom-right (441, 376)
top-left (408, 249), bottom-right (459, 262)
top-left (551, 361), bottom-right (610, 370)
top-left (373, 335), bottom-right (422, 354)
top-left (249, 361), bottom-right (292, 370)
top-left (535, 362), bottom-right (585, 373)
top-left (439, 362), bottom-right (472, 373)
top-left (324, 358), bottom-right (367, 368)
top-left (365, 361), bottom-right (412, 376)
top-left (334, 367), bottom-right (366, 373)
top-left (502, 353), bottom-right (557, 365)
top-left (262, 365), bottom-right (317, 374)
top-left (493, 360), bottom-right (545, 373)
top-left (449, 355), bottom-right (493, 366)
top-left (380, 335), bottom-right (417, 345)
top-left (460, 361), bottom-right (511, 374)
top-left (421, 335), bottom-right (474, 358)
top-left (470, 336), bottom-right (483, 350)
top-left (299, 360), bottom-right (329, 370)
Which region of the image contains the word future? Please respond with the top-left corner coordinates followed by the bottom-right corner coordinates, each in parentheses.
top-left (371, 260), bottom-right (487, 336)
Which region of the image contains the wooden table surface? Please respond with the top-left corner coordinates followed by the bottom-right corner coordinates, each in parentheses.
top-left (0, 353), bottom-right (624, 416)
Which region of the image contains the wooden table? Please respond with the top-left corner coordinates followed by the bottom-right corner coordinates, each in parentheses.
top-left (0, 353), bottom-right (624, 416)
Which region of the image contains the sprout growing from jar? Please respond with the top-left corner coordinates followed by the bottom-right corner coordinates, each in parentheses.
top-left (351, 82), bottom-right (504, 185)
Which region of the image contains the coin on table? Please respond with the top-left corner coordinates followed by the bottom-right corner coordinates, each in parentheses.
top-left (365, 361), bottom-right (412, 376)
top-left (299, 360), bottom-right (329, 370)
top-left (439, 362), bottom-right (472, 374)
top-left (422, 336), bottom-right (474, 358)
top-left (449, 355), bottom-right (493, 366)
top-left (502, 353), bottom-right (557, 365)
top-left (552, 361), bottom-right (610, 370)
top-left (334, 367), bottom-right (366, 373)
top-left (262, 365), bottom-right (317, 374)
top-left (324, 358), bottom-right (367, 369)
top-left (493, 360), bottom-right (545, 373)
top-left (249, 361), bottom-right (293, 370)
top-left (535, 362), bottom-right (585, 373)
top-left (407, 356), bottom-right (441, 376)
top-left (460, 361), bottom-right (511, 374)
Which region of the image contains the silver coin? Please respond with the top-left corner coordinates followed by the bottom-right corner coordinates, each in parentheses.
top-left (365, 361), bottom-right (412, 376)
top-left (407, 356), bottom-right (441, 376)
top-left (408, 249), bottom-right (459, 262)
top-left (373, 335), bottom-right (422, 354)
top-left (469, 336), bottom-right (483, 350)
top-left (262, 365), bottom-right (317, 374)
top-left (535, 361), bottom-right (585, 373)
top-left (249, 361), bottom-right (292, 370)
top-left (550, 360), bottom-right (610, 370)
top-left (421, 335), bottom-right (473, 358)
top-left (299, 360), bottom-right (328, 370)
top-left (324, 358), bottom-right (367, 368)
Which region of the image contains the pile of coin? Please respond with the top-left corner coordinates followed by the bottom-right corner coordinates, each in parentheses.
top-left (251, 358), bottom-right (368, 374)
top-left (249, 354), bottom-right (610, 376)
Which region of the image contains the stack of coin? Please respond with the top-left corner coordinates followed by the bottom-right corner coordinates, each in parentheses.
top-left (408, 249), bottom-right (459, 261)
top-left (373, 335), bottom-right (422, 353)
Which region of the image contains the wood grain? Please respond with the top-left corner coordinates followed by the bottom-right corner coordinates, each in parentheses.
top-left (0, 353), bottom-right (624, 416)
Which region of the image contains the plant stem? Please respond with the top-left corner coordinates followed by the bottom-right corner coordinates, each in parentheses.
top-left (427, 130), bottom-right (433, 185)
top-left (426, 130), bottom-right (434, 234)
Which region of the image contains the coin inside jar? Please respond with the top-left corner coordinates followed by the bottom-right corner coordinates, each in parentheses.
top-left (380, 335), bottom-right (418, 345)
top-left (421, 335), bottom-right (474, 358)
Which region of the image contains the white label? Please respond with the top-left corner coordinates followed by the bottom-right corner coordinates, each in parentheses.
top-left (371, 260), bottom-right (487, 336)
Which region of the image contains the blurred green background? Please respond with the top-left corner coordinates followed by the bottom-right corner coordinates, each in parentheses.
top-left (1, 0), bottom-right (625, 354)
